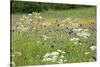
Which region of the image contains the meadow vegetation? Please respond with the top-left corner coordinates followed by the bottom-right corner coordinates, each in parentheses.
top-left (11, 1), bottom-right (96, 66)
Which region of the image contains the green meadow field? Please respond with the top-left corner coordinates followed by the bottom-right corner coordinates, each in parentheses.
top-left (11, 4), bottom-right (96, 66)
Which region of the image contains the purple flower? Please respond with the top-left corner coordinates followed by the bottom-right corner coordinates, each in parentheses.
top-left (10, 28), bottom-right (15, 32)
top-left (51, 41), bottom-right (56, 48)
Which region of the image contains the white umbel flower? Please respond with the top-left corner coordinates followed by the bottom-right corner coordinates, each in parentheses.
top-left (85, 52), bottom-right (90, 55)
top-left (70, 38), bottom-right (79, 41)
top-left (28, 13), bottom-right (32, 16)
top-left (37, 41), bottom-right (40, 43)
top-left (60, 55), bottom-right (64, 58)
top-left (61, 51), bottom-right (66, 54)
top-left (42, 35), bottom-right (49, 40)
top-left (90, 46), bottom-right (96, 50)
top-left (42, 49), bottom-right (66, 63)
top-left (51, 52), bottom-right (59, 56)
top-left (11, 61), bottom-right (16, 67)
top-left (43, 53), bottom-right (51, 58)
top-left (57, 59), bottom-right (63, 64)
top-left (57, 49), bottom-right (62, 52)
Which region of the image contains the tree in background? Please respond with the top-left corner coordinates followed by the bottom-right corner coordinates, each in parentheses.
top-left (11, 1), bottom-right (95, 14)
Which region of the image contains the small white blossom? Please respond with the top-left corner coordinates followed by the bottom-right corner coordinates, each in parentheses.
top-left (66, 17), bottom-right (71, 21)
top-left (57, 59), bottom-right (63, 64)
top-left (61, 51), bottom-right (66, 54)
top-left (42, 49), bottom-right (66, 63)
top-left (34, 12), bottom-right (38, 15)
top-left (42, 35), bottom-right (49, 40)
top-left (84, 36), bottom-right (88, 39)
top-left (57, 49), bottom-right (62, 52)
top-left (22, 27), bottom-right (29, 31)
top-left (60, 55), bottom-right (64, 58)
top-left (75, 38), bottom-right (80, 41)
top-left (51, 52), bottom-right (59, 56)
top-left (77, 30), bottom-right (90, 38)
top-left (90, 46), bottom-right (96, 50)
top-left (33, 27), bottom-right (36, 30)
top-left (29, 19), bottom-right (32, 22)
top-left (32, 12), bottom-right (35, 14)
top-left (74, 42), bottom-right (78, 44)
top-left (39, 16), bottom-right (42, 19)
top-left (28, 13), bottom-right (32, 16)
top-left (70, 38), bottom-right (74, 41)
top-left (79, 43), bottom-right (82, 45)
top-left (11, 61), bottom-right (16, 67)
top-left (42, 58), bottom-right (52, 62)
top-left (64, 60), bottom-right (67, 62)
top-left (82, 32), bottom-right (90, 37)
top-left (77, 33), bottom-right (83, 36)
top-left (70, 37), bottom-right (79, 41)
top-left (37, 41), bottom-right (40, 43)
top-left (52, 56), bottom-right (58, 62)
top-left (84, 29), bottom-right (89, 32)
top-left (43, 53), bottom-right (51, 58)
top-left (15, 51), bottom-right (22, 56)
top-left (73, 28), bottom-right (82, 32)
top-left (85, 52), bottom-right (90, 55)
top-left (12, 54), bottom-right (15, 57)
top-left (70, 37), bottom-right (79, 44)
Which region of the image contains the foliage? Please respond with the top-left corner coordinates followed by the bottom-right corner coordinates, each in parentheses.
top-left (11, 1), bottom-right (96, 14)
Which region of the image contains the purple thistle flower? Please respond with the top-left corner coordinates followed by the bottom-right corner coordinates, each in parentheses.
top-left (51, 41), bottom-right (56, 48)
top-left (10, 28), bottom-right (15, 32)
top-left (24, 56), bottom-right (27, 62)
top-left (91, 43), bottom-right (94, 46)
top-left (42, 43), bottom-right (44, 45)
top-left (51, 44), bottom-right (55, 48)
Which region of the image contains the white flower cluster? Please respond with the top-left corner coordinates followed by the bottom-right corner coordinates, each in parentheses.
top-left (70, 37), bottom-right (80, 44)
top-left (75, 28), bottom-right (90, 39)
top-left (62, 18), bottom-right (78, 28)
top-left (32, 12), bottom-right (42, 19)
top-left (69, 28), bottom-right (90, 45)
top-left (16, 12), bottom-right (43, 33)
top-left (17, 14), bottom-right (32, 32)
top-left (85, 52), bottom-right (90, 55)
top-left (90, 46), bottom-right (96, 50)
top-left (73, 28), bottom-right (83, 32)
top-left (17, 22), bottom-right (29, 32)
top-left (77, 32), bottom-right (90, 39)
top-left (11, 61), bottom-right (16, 67)
top-left (70, 37), bottom-right (79, 41)
top-left (42, 49), bottom-right (67, 64)
top-left (42, 35), bottom-right (49, 40)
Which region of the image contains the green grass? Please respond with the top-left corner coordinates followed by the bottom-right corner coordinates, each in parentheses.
top-left (13, 7), bottom-right (96, 19)
top-left (40, 7), bottom-right (96, 19)
top-left (12, 29), bottom-right (96, 66)
top-left (11, 7), bottom-right (96, 66)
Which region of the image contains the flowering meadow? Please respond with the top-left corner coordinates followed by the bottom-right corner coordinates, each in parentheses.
top-left (11, 7), bottom-right (96, 66)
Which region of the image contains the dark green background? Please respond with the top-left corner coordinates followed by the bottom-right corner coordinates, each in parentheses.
top-left (11, 1), bottom-right (95, 14)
